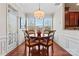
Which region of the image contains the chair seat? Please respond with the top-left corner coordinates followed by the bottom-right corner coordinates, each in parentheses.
top-left (26, 39), bottom-right (53, 47)
top-left (40, 40), bottom-right (53, 46)
top-left (26, 40), bottom-right (39, 47)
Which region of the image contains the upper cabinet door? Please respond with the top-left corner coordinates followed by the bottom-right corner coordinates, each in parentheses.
top-left (69, 12), bottom-right (75, 27)
top-left (65, 12), bottom-right (70, 27)
top-left (75, 12), bottom-right (79, 26)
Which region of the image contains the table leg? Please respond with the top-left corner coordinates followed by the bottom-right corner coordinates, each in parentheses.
top-left (38, 44), bottom-right (40, 55)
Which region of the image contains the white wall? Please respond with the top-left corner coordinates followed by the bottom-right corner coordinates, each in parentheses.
top-left (53, 4), bottom-right (79, 56)
top-left (0, 3), bottom-right (7, 55)
top-left (0, 3), bottom-right (26, 55)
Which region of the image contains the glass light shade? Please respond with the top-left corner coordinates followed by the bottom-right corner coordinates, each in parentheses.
top-left (34, 10), bottom-right (45, 19)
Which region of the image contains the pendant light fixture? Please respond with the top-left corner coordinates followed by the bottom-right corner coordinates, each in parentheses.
top-left (34, 3), bottom-right (45, 19)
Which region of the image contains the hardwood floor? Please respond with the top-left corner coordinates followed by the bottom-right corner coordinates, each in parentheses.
top-left (6, 42), bottom-right (72, 56)
top-left (53, 42), bottom-right (71, 56)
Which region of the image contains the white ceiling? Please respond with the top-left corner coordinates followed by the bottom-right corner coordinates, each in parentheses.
top-left (16, 3), bottom-right (61, 15)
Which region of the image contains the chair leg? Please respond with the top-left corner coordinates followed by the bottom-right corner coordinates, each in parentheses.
top-left (26, 46), bottom-right (28, 56)
top-left (52, 45), bottom-right (54, 56)
top-left (47, 46), bottom-right (49, 56)
top-left (29, 47), bottom-right (30, 56)
top-left (24, 45), bottom-right (26, 56)
top-left (42, 46), bottom-right (44, 56)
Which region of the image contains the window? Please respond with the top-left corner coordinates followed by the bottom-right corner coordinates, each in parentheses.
top-left (27, 16), bottom-right (35, 26)
top-left (20, 17), bottom-right (25, 29)
top-left (27, 16), bottom-right (52, 30)
top-left (35, 18), bottom-right (43, 28)
top-left (44, 16), bottom-right (52, 29)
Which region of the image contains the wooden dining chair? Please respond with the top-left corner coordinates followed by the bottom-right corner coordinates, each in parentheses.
top-left (43, 26), bottom-right (51, 37)
top-left (28, 30), bottom-right (35, 37)
top-left (48, 30), bottom-right (56, 55)
top-left (41, 30), bottom-right (56, 56)
top-left (24, 30), bottom-right (39, 56)
top-left (43, 30), bottom-right (49, 37)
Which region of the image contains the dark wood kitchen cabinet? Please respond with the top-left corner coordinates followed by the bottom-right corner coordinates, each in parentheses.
top-left (65, 12), bottom-right (79, 29)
